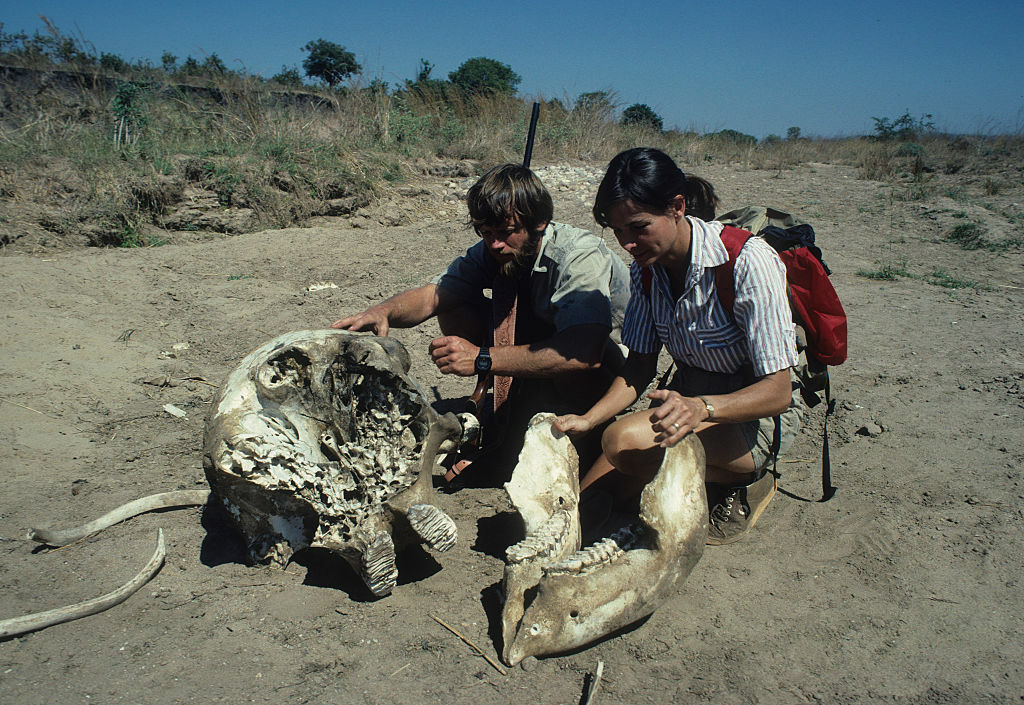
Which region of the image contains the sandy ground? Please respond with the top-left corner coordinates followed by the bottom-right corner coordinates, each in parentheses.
top-left (1, 162), bottom-right (1022, 704)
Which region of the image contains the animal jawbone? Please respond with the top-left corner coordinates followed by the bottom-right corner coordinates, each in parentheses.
top-left (500, 413), bottom-right (708, 666)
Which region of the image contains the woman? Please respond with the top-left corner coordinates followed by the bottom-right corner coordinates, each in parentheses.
top-left (554, 147), bottom-right (804, 545)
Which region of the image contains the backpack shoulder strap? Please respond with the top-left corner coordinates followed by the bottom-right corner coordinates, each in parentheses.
top-left (714, 226), bottom-right (752, 314)
top-left (640, 265), bottom-right (653, 298)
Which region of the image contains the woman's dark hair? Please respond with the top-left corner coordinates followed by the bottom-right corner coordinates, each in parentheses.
top-left (593, 147), bottom-right (719, 226)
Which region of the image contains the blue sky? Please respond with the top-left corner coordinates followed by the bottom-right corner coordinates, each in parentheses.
top-left (4, 0), bottom-right (1022, 138)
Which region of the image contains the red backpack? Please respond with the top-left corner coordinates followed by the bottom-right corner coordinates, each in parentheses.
top-left (714, 225), bottom-right (847, 366)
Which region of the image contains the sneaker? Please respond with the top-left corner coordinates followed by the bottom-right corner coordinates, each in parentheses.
top-left (706, 472), bottom-right (776, 545)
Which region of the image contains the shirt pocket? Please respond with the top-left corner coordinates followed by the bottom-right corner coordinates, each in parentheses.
top-left (694, 323), bottom-right (744, 349)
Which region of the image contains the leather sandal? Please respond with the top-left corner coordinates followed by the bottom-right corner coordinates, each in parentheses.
top-left (443, 456), bottom-right (475, 483)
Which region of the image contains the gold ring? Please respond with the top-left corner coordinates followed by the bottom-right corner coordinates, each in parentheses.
top-left (671, 422), bottom-right (681, 431)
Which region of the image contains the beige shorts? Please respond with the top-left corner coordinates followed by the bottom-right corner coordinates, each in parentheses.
top-left (664, 365), bottom-right (805, 472)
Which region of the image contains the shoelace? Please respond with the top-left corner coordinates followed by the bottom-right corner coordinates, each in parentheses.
top-left (710, 491), bottom-right (747, 525)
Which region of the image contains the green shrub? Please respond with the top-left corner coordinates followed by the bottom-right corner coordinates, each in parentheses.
top-left (947, 222), bottom-right (986, 249)
top-left (858, 257), bottom-right (909, 280)
top-left (872, 112), bottom-right (935, 141)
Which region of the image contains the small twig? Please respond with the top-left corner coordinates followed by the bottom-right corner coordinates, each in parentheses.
top-left (389, 663), bottom-right (411, 677)
top-left (0, 396), bottom-right (46, 415)
top-left (430, 614), bottom-right (507, 676)
top-left (178, 376), bottom-right (219, 388)
top-left (583, 660), bottom-right (605, 705)
top-left (926, 596), bottom-right (960, 604)
top-left (779, 458), bottom-right (813, 464)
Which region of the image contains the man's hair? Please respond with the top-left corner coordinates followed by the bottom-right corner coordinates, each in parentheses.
top-left (466, 164), bottom-right (553, 234)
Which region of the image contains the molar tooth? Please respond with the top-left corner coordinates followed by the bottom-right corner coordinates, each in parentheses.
top-left (407, 504), bottom-right (457, 552)
top-left (505, 510), bottom-right (569, 563)
top-left (361, 532), bottom-right (398, 597)
top-left (544, 537), bottom-right (625, 576)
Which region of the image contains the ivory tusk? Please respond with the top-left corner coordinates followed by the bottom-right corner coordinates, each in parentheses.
top-left (27, 490), bottom-right (210, 546)
top-left (0, 529), bottom-right (166, 639)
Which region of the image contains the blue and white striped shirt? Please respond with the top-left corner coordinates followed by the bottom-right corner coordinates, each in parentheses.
top-left (622, 217), bottom-right (798, 377)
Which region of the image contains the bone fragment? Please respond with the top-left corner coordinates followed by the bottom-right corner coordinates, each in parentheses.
top-left (27, 490), bottom-right (210, 546)
top-left (0, 529), bottom-right (166, 639)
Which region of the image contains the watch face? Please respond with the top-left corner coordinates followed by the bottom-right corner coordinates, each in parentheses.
top-left (475, 350), bottom-right (491, 373)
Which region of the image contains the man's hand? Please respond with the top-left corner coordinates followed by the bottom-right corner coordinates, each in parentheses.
top-left (330, 304), bottom-right (391, 336)
top-left (429, 335), bottom-right (479, 376)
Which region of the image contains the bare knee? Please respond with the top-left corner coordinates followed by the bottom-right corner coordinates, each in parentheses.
top-left (602, 415), bottom-right (662, 478)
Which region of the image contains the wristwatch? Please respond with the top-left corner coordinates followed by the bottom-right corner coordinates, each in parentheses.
top-left (474, 346), bottom-right (492, 374)
top-left (697, 395), bottom-right (715, 421)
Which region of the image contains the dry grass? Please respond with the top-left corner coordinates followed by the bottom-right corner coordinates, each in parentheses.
top-left (1, 61), bottom-right (1021, 248)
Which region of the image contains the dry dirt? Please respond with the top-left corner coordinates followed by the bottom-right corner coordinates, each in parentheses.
top-left (1, 162), bottom-right (1022, 704)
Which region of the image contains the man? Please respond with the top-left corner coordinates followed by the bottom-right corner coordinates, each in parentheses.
top-left (331, 164), bottom-right (630, 481)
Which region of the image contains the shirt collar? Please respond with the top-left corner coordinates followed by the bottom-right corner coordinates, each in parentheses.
top-left (531, 222), bottom-right (554, 274)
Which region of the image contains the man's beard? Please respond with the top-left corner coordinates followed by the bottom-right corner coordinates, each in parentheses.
top-left (498, 232), bottom-right (541, 279)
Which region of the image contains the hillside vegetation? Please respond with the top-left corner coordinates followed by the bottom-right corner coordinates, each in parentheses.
top-left (0, 23), bottom-right (1021, 250)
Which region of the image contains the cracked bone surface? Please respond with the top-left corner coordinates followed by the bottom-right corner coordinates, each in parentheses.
top-left (500, 413), bottom-right (707, 666)
top-left (202, 329), bottom-right (466, 598)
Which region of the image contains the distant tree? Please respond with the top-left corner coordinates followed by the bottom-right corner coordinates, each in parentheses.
top-left (544, 97), bottom-right (567, 115)
top-left (160, 51), bottom-right (177, 73)
top-left (365, 78), bottom-right (389, 95)
top-left (786, 126), bottom-right (801, 140)
top-left (404, 58), bottom-right (449, 97)
top-left (572, 90), bottom-right (616, 119)
top-left (621, 103), bottom-right (663, 131)
top-left (180, 56), bottom-right (202, 76)
top-left (271, 65), bottom-right (304, 87)
top-left (448, 57), bottom-right (521, 95)
top-left (872, 111), bottom-right (935, 141)
top-left (710, 128), bottom-right (757, 146)
top-left (302, 39), bottom-right (360, 86)
top-left (416, 58), bottom-right (434, 83)
top-left (202, 53), bottom-right (227, 75)
top-left (763, 134), bottom-right (782, 145)
top-left (99, 52), bottom-right (128, 73)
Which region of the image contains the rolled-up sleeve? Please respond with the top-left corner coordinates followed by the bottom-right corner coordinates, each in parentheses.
top-left (434, 242), bottom-right (494, 299)
top-left (549, 246), bottom-right (616, 332)
top-left (731, 238), bottom-right (798, 376)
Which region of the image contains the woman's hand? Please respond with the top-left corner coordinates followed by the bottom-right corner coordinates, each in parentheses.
top-left (646, 389), bottom-right (709, 447)
top-left (553, 413), bottom-right (595, 438)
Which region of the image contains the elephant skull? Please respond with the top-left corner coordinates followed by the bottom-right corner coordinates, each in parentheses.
top-left (202, 329), bottom-right (473, 597)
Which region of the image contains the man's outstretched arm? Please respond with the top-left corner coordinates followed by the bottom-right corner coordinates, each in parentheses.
top-left (331, 284), bottom-right (460, 336)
